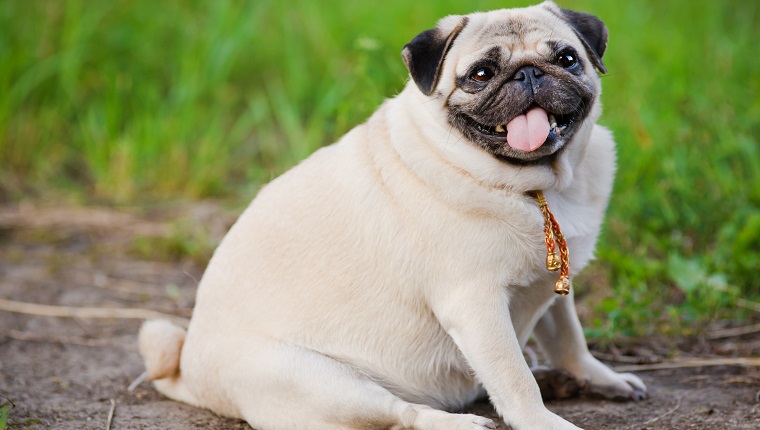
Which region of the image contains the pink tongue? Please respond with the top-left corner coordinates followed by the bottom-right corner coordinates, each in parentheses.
top-left (505, 107), bottom-right (551, 152)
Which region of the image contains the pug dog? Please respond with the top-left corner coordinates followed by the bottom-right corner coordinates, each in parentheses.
top-left (139, 2), bottom-right (646, 429)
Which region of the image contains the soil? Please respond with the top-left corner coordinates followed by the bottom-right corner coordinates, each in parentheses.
top-left (1, 202), bottom-right (758, 430)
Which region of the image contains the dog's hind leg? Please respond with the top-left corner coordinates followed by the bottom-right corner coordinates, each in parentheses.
top-left (219, 341), bottom-right (495, 430)
top-left (533, 290), bottom-right (648, 401)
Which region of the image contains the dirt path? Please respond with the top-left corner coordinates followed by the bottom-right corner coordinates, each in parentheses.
top-left (1, 202), bottom-right (758, 429)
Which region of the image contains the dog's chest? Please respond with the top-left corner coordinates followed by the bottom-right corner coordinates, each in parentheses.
top-left (434, 193), bottom-right (553, 288)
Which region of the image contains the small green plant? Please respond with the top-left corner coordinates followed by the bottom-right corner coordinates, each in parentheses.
top-left (130, 219), bottom-right (219, 264)
top-left (0, 399), bottom-right (12, 430)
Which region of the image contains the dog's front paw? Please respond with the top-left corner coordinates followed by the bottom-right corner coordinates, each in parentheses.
top-left (414, 409), bottom-right (495, 430)
top-left (508, 410), bottom-right (583, 430)
top-left (576, 355), bottom-right (647, 401)
top-left (468, 415), bottom-right (497, 430)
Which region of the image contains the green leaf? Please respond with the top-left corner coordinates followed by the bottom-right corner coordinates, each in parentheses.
top-left (667, 254), bottom-right (707, 294)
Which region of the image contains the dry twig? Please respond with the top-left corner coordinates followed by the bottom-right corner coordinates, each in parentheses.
top-left (592, 350), bottom-right (660, 364)
top-left (0, 298), bottom-right (188, 326)
top-left (105, 399), bottom-right (116, 430)
top-left (0, 393), bottom-right (15, 408)
top-left (128, 372), bottom-right (149, 392)
top-left (706, 322), bottom-right (760, 340)
top-left (613, 357), bottom-right (760, 373)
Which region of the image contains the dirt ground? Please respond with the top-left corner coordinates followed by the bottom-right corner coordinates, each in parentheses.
top-left (1, 202), bottom-right (758, 430)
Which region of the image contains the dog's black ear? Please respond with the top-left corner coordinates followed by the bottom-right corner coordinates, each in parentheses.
top-left (561, 8), bottom-right (608, 74)
top-left (401, 17), bottom-right (468, 96)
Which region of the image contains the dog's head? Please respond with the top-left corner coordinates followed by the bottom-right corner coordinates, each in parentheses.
top-left (402, 1), bottom-right (608, 167)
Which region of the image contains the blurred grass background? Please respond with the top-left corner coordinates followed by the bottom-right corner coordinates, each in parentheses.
top-left (1, 0), bottom-right (758, 339)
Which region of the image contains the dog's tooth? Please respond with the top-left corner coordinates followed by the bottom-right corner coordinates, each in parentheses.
top-left (549, 115), bottom-right (557, 129)
top-left (495, 124), bottom-right (505, 133)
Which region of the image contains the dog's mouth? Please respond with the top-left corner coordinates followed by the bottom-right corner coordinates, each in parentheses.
top-left (465, 110), bottom-right (574, 142)
top-left (462, 106), bottom-right (580, 164)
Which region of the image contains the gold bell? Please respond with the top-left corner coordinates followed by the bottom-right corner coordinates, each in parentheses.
top-left (546, 252), bottom-right (561, 271)
top-left (554, 276), bottom-right (571, 296)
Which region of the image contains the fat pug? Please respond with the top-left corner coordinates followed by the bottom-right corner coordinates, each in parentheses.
top-left (139, 2), bottom-right (646, 429)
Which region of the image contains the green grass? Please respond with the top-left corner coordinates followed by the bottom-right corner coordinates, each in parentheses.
top-left (1, 0), bottom-right (758, 338)
top-left (0, 401), bottom-right (10, 430)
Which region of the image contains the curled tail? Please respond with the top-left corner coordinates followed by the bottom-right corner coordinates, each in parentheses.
top-left (138, 319), bottom-right (199, 406)
top-left (139, 319), bottom-right (186, 380)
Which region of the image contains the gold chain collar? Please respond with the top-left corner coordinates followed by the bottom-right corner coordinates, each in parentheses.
top-left (531, 191), bottom-right (571, 295)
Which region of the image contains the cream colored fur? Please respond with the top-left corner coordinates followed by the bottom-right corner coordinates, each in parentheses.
top-left (139, 2), bottom-right (645, 429)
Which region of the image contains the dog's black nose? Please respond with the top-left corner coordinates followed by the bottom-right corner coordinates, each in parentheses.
top-left (512, 65), bottom-right (545, 95)
top-left (512, 65), bottom-right (545, 82)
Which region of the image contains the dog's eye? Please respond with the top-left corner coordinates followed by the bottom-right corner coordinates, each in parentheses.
top-left (556, 49), bottom-right (578, 69)
top-left (470, 68), bottom-right (495, 82)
